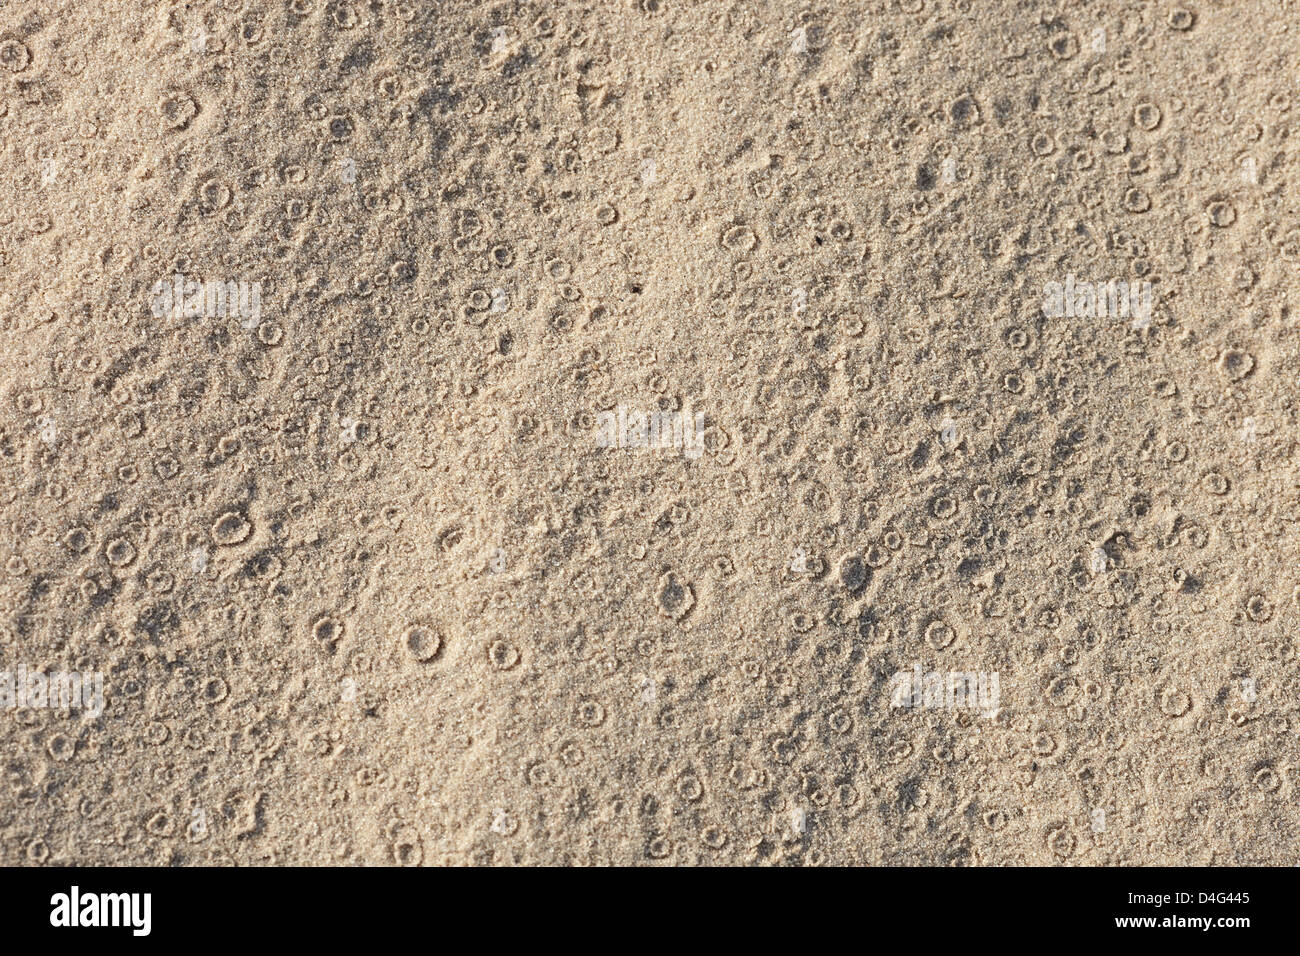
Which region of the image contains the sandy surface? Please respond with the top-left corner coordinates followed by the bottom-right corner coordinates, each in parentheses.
top-left (1, 0), bottom-right (1298, 865)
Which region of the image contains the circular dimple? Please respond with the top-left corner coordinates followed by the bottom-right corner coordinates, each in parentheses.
top-left (838, 554), bottom-right (867, 592)
top-left (46, 733), bottom-right (75, 761)
top-left (1047, 32), bottom-right (1077, 60)
top-left (199, 178), bottom-right (232, 210)
top-left (15, 392), bottom-right (42, 414)
top-left (1046, 824), bottom-right (1076, 857)
top-left (105, 537), bottom-right (136, 567)
top-left (1206, 200), bottom-right (1237, 227)
top-left (576, 698), bottom-right (605, 726)
top-left (0, 38), bottom-right (31, 72)
top-left (863, 544), bottom-right (891, 569)
top-left (1219, 348), bottom-right (1253, 379)
top-left (721, 225), bottom-right (758, 252)
top-left (646, 835), bottom-right (672, 860)
top-left (886, 738), bottom-right (913, 764)
top-left (1030, 132), bottom-right (1054, 156)
top-left (1255, 766), bottom-right (1281, 793)
top-left (202, 677), bottom-right (229, 703)
top-left (403, 624), bottom-right (442, 662)
top-left (1101, 129), bottom-right (1128, 153)
top-left (1123, 187), bottom-right (1151, 213)
top-left (160, 91), bottom-right (199, 130)
top-left (144, 721), bottom-right (169, 746)
top-left (1168, 8), bottom-right (1196, 30)
top-left (64, 527), bottom-right (91, 553)
top-left (655, 572), bottom-right (694, 621)
top-left (1246, 594), bottom-right (1274, 623)
top-left (700, 825), bottom-right (727, 849)
top-left (212, 511), bottom-right (251, 546)
top-left (1046, 676), bottom-right (1077, 707)
top-left (1203, 471), bottom-right (1230, 495)
top-left (1133, 102), bottom-right (1162, 131)
top-left (676, 773), bottom-right (703, 801)
top-left (488, 639), bottom-right (519, 670)
top-left (312, 614), bottom-right (344, 646)
top-left (925, 620), bottom-right (956, 649)
top-left (328, 115), bottom-right (354, 139)
top-left (1159, 684), bottom-right (1191, 717)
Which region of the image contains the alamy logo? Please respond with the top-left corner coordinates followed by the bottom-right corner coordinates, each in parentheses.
top-left (150, 273), bottom-right (262, 326)
top-left (596, 405), bottom-right (705, 459)
top-left (1042, 274), bottom-right (1151, 324)
top-left (889, 663), bottom-right (999, 715)
top-left (50, 886), bottom-right (151, 936)
top-left (0, 664), bottom-right (102, 717)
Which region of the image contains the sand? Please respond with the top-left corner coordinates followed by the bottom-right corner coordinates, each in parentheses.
top-left (0, 0), bottom-right (1297, 865)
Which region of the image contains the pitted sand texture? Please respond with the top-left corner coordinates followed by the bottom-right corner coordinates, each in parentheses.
top-left (1, 0), bottom-right (1298, 865)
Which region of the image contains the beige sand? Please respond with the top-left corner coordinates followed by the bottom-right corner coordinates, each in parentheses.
top-left (0, 0), bottom-right (1297, 865)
